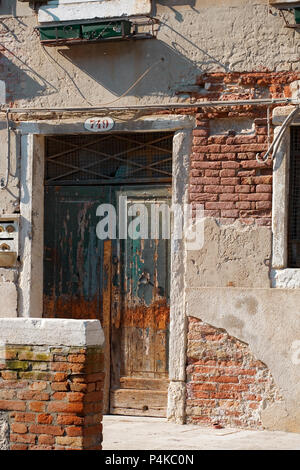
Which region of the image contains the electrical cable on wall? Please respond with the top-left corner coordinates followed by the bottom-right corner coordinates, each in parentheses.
top-left (256, 105), bottom-right (300, 164)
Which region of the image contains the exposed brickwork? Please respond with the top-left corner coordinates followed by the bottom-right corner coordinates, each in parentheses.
top-left (187, 71), bottom-right (300, 225)
top-left (195, 71), bottom-right (300, 101)
top-left (186, 317), bottom-right (282, 429)
top-left (190, 115), bottom-right (273, 225)
top-left (0, 345), bottom-right (104, 450)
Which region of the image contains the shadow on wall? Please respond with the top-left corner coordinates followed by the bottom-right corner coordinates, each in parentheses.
top-left (0, 0), bottom-right (228, 103)
top-left (58, 37), bottom-right (225, 100)
top-left (0, 50), bottom-right (58, 102)
top-left (157, 0), bottom-right (198, 22)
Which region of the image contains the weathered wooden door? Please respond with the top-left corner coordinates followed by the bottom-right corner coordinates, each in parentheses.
top-left (110, 187), bottom-right (171, 417)
top-left (43, 132), bottom-right (173, 417)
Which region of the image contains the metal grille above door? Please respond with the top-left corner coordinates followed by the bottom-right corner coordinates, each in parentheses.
top-left (45, 132), bottom-right (173, 185)
top-left (288, 127), bottom-right (300, 268)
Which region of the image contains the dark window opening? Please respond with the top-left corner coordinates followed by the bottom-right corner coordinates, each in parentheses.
top-left (288, 127), bottom-right (300, 268)
top-left (44, 132), bottom-right (173, 186)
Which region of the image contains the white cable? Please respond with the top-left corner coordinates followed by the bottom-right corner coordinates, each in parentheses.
top-left (256, 106), bottom-right (300, 164)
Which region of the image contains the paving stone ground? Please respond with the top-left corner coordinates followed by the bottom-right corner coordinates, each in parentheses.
top-left (102, 415), bottom-right (300, 450)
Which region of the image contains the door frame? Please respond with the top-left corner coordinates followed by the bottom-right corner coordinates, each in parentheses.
top-left (18, 113), bottom-right (195, 423)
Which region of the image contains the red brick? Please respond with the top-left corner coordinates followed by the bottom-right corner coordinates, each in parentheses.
top-left (37, 414), bottom-right (53, 425)
top-left (52, 392), bottom-right (67, 400)
top-left (68, 392), bottom-right (85, 402)
top-left (10, 433), bottom-right (36, 444)
top-left (53, 373), bottom-right (68, 382)
top-left (193, 131), bottom-right (209, 139)
top-left (51, 362), bottom-right (69, 372)
top-left (190, 194), bottom-right (218, 202)
top-left (221, 177), bottom-right (240, 185)
top-left (256, 184), bottom-right (272, 193)
top-left (192, 161), bottom-right (221, 169)
top-left (204, 185), bottom-right (235, 194)
top-left (256, 201), bottom-right (272, 209)
top-left (214, 376), bottom-right (239, 383)
top-left (220, 169), bottom-right (236, 177)
top-left (51, 382), bottom-right (69, 391)
top-left (192, 177), bottom-right (220, 185)
top-left (47, 402), bottom-right (84, 414)
top-left (28, 445), bottom-right (53, 450)
top-left (1, 371), bottom-right (18, 380)
top-left (29, 424), bottom-right (64, 436)
top-left (17, 391), bottom-right (49, 401)
top-left (12, 412), bottom-right (36, 423)
top-left (205, 169), bottom-right (220, 177)
top-left (239, 193), bottom-right (271, 201)
top-left (11, 423), bottom-right (28, 434)
top-left (70, 383), bottom-right (87, 393)
top-left (57, 415), bottom-right (84, 426)
top-left (29, 402), bottom-right (46, 412)
top-left (0, 390), bottom-right (16, 400)
top-left (206, 202), bottom-right (235, 210)
top-left (222, 161), bottom-right (240, 169)
top-left (70, 363), bottom-right (85, 374)
top-left (0, 400), bottom-right (26, 411)
top-left (29, 382), bottom-right (47, 391)
top-left (66, 426), bottom-right (83, 437)
top-left (221, 209), bottom-right (239, 218)
top-left (38, 435), bottom-right (55, 446)
top-left (235, 185), bottom-right (251, 193)
top-left (207, 153), bottom-right (236, 161)
top-left (219, 194), bottom-right (239, 202)
top-left (10, 443), bottom-right (28, 450)
top-left (208, 136), bottom-right (227, 144)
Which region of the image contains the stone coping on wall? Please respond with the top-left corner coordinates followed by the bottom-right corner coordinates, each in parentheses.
top-left (0, 319), bottom-right (104, 348)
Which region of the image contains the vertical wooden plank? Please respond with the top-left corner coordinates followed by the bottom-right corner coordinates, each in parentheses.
top-left (102, 239), bottom-right (112, 414)
top-left (110, 243), bottom-right (122, 395)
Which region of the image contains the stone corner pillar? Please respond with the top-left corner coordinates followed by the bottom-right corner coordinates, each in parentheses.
top-left (0, 318), bottom-right (105, 450)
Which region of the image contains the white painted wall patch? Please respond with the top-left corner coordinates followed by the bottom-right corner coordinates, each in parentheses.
top-left (38, 0), bottom-right (152, 23)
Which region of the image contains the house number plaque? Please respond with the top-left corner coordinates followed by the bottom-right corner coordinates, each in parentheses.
top-left (84, 117), bottom-right (115, 132)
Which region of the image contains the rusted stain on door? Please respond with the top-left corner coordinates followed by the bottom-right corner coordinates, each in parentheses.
top-left (43, 186), bottom-right (111, 322)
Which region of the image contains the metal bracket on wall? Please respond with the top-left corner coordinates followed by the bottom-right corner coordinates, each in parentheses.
top-left (35, 16), bottom-right (160, 47)
top-left (277, 7), bottom-right (300, 28)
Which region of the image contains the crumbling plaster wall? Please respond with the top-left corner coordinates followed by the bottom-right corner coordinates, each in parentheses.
top-left (0, 1), bottom-right (298, 108)
top-left (186, 284), bottom-right (300, 432)
top-left (0, 0), bottom-right (299, 433)
top-left (186, 219), bottom-right (272, 289)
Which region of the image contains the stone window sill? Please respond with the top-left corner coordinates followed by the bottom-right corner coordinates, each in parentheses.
top-left (271, 268), bottom-right (300, 288)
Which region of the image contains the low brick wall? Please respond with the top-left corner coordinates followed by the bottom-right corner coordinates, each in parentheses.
top-left (186, 317), bottom-right (282, 429)
top-left (0, 319), bottom-right (104, 450)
